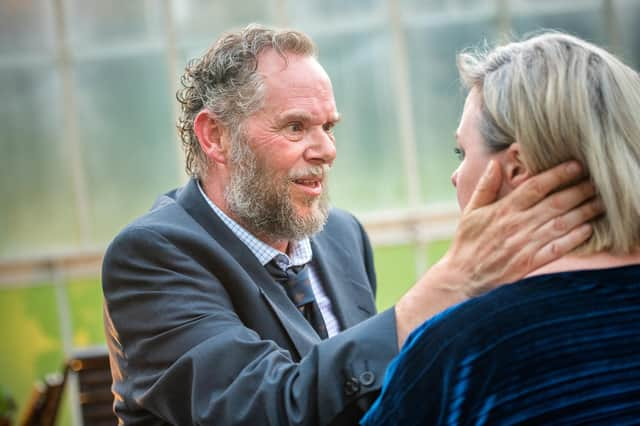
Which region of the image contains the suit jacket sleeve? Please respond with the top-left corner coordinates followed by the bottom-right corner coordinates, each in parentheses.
top-left (102, 210), bottom-right (398, 425)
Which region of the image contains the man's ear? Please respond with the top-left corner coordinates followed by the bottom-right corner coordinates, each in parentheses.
top-left (193, 110), bottom-right (229, 165)
top-left (502, 143), bottom-right (531, 189)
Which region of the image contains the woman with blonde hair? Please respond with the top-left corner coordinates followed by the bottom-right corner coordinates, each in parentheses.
top-left (362, 32), bottom-right (640, 425)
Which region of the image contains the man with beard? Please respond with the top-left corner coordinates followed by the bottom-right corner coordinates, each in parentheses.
top-left (102, 25), bottom-right (601, 425)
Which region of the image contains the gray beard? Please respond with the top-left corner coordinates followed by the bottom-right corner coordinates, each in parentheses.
top-left (224, 132), bottom-right (330, 242)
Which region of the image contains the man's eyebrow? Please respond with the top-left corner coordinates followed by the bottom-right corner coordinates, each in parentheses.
top-left (276, 110), bottom-right (313, 122)
top-left (276, 110), bottom-right (342, 124)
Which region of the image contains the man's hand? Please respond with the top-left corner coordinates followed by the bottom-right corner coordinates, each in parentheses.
top-left (395, 160), bottom-right (603, 347)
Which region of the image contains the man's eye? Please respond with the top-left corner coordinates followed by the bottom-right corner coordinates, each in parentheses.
top-left (453, 147), bottom-right (465, 161)
top-left (287, 122), bottom-right (304, 132)
top-left (323, 122), bottom-right (335, 134)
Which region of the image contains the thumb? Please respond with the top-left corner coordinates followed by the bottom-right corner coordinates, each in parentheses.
top-left (466, 160), bottom-right (502, 210)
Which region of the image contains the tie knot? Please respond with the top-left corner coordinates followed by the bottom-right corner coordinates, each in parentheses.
top-left (265, 260), bottom-right (314, 307)
top-left (264, 258), bottom-right (328, 339)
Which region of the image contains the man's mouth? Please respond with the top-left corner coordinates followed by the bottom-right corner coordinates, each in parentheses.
top-left (294, 178), bottom-right (320, 187)
top-left (292, 177), bottom-right (323, 196)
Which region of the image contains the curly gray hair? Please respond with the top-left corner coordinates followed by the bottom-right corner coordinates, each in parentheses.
top-left (176, 24), bottom-right (317, 178)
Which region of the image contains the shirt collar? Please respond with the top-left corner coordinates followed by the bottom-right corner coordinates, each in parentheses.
top-left (196, 180), bottom-right (312, 268)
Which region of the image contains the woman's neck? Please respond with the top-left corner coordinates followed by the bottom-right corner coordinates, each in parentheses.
top-left (527, 249), bottom-right (640, 278)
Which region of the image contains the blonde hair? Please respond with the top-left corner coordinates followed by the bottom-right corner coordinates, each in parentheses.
top-left (457, 32), bottom-right (640, 254)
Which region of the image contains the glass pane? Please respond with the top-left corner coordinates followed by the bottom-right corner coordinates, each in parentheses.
top-left (73, 53), bottom-right (180, 245)
top-left (172, 0), bottom-right (274, 47)
top-left (404, 14), bottom-right (498, 203)
top-left (511, 1), bottom-right (606, 43)
top-left (0, 65), bottom-right (80, 257)
top-left (614, 0), bottom-right (640, 69)
top-left (65, 0), bottom-right (165, 49)
top-left (312, 30), bottom-right (408, 212)
top-left (0, 0), bottom-right (55, 54)
top-left (401, 0), bottom-right (495, 15)
top-left (510, 0), bottom-right (603, 13)
top-left (288, 0), bottom-right (386, 29)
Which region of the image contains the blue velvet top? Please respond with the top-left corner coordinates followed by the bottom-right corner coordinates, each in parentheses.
top-left (362, 264), bottom-right (640, 425)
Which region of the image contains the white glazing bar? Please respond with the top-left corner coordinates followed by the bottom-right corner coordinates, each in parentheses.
top-left (603, 0), bottom-right (621, 54)
top-left (53, 0), bottom-right (91, 247)
top-left (53, 265), bottom-right (82, 426)
top-left (52, 2), bottom-right (88, 424)
top-left (496, 0), bottom-right (512, 41)
top-left (386, 0), bottom-right (422, 208)
top-left (270, 0), bottom-right (290, 26)
top-left (162, 0), bottom-right (188, 184)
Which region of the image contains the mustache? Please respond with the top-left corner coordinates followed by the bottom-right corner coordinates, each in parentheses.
top-left (288, 164), bottom-right (331, 180)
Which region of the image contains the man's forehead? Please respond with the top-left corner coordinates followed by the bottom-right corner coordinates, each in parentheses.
top-left (256, 48), bottom-right (291, 75)
top-left (256, 49), bottom-right (329, 83)
top-left (255, 49), bottom-right (337, 118)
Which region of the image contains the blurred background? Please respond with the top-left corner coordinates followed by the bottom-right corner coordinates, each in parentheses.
top-left (1, 0), bottom-right (638, 424)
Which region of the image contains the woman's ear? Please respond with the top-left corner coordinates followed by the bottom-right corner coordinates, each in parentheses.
top-left (502, 143), bottom-right (531, 189)
top-left (193, 110), bottom-right (230, 165)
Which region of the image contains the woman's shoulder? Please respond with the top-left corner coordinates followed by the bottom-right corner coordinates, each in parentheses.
top-left (406, 263), bottom-right (640, 353)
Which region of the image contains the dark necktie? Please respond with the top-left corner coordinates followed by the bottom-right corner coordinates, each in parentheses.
top-left (265, 261), bottom-right (329, 339)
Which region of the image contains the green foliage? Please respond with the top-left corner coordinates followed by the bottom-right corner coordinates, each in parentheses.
top-left (374, 244), bottom-right (417, 311)
top-left (67, 278), bottom-right (107, 347)
top-left (0, 285), bottom-right (63, 420)
top-left (0, 384), bottom-right (16, 419)
top-left (0, 280), bottom-right (104, 426)
top-left (374, 240), bottom-right (451, 311)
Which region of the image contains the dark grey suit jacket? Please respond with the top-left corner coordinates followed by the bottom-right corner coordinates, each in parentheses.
top-left (102, 179), bottom-right (399, 425)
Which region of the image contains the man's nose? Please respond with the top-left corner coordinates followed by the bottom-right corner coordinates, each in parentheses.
top-left (305, 129), bottom-right (336, 165)
top-left (451, 169), bottom-right (459, 187)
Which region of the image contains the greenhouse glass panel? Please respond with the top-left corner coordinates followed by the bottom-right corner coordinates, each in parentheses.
top-left (403, 7), bottom-right (497, 203)
top-left (172, 0), bottom-right (274, 48)
top-left (0, 66), bottom-right (79, 257)
top-left (0, 0), bottom-right (55, 55)
top-left (65, 0), bottom-right (165, 50)
top-left (614, 0), bottom-right (640, 69)
top-left (287, 0), bottom-right (386, 30)
top-left (511, 0), bottom-right (606, 44)
top-left (73, 53), bottom-right (179, 245)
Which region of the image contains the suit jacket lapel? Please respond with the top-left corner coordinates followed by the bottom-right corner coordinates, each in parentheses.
top-left (257, 287), bottom-right (319, 357)
top-left (173, 179), bottom-right (318, 358)
top-left (311, 236), bottom-right (376, 330)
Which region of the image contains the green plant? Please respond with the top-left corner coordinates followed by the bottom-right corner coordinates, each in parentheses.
top-left (0, 385), bottom-right (16, 423)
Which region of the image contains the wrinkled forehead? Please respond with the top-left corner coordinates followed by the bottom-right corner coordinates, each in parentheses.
top-left (257, 49), bottom-right (333, 89)
top-left (256, 49), bottom-right (338, 117)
